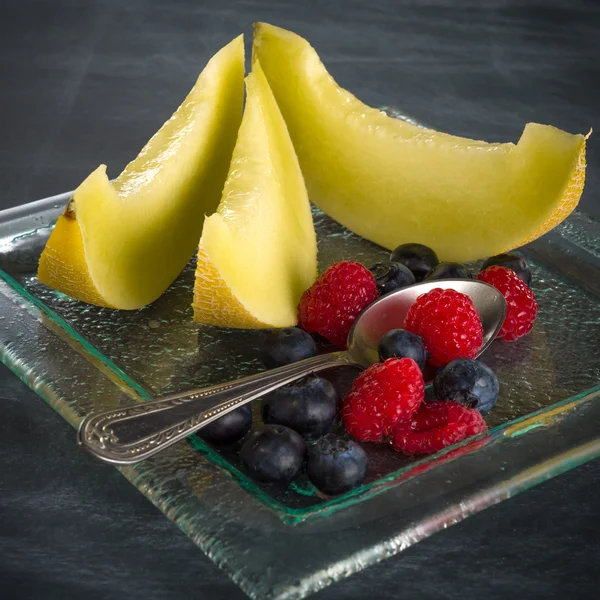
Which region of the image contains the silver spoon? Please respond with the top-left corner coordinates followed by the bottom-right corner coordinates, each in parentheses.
top-left (78, 279), bottom-right (506, 465)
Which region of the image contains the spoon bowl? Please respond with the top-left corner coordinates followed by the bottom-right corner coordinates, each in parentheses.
top-left (347, 279), bottom-right (507, 369)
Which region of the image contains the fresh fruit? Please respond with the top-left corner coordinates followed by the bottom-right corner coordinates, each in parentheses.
top-left (392, 401), bottom-right (487, 455)
top-left (377, 329), bottom-right (427, 371)
top-left (459, 408), bottom-right (489, 437)
top-left (480, 253), bottom-right (532, 287)
top-left (389, 243), bottom-right (439, 281)
top-left (404, 288), bottom-right (483, 367)
top-left (198, 405), bottom-right (252, 445)
top-left (342, 358), bottom-right (424, 442)
top-left (261, 376), bottom-right (338, 440)
top-left (240, 424), bottom-right (306, 483)
top-left (261, 327), bottom-right (318, 368)
top-left (433, 359), bottom-right (499, 413)
top-left (253, 23), bottom-right (588, 262)
top-left (478, 266), bottom-right (538, 341)
top-left (369, 262), bottom-right (416, 295)
top-left (307, 435), bottom-right (368, 495)
top-left (38, 36), bottom-right (245, 309)
top-left (193, 61), bottom-right (317, 328)
top-left (297, 261), bottom-right (378, 348)
top-left (424, 262), bottom-right (472, 281)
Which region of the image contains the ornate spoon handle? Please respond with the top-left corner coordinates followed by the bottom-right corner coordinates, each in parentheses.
top-left (78, 351), bottom-right (354, 465)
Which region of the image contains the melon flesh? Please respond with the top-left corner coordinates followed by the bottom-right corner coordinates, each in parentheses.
top-left (253, 23), bottom-right (587, 262)
top-left (193, 61), bottom-right (317, 328)
top-left (38, 36), bottom-right (245, 309)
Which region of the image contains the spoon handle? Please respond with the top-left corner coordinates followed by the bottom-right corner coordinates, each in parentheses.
top-left (78, 351), bottom-right (354, 465)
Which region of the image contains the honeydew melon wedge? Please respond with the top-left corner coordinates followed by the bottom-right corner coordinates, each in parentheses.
top-left (192, 61), bottom-right (317, 328)
top-left (38, 36), bottom-right (245, 309)
top-left (253, 23), bottom-right (587, 262)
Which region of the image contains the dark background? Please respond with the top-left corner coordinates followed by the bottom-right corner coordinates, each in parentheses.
top-left (1, 1), bottom-right (599, 598)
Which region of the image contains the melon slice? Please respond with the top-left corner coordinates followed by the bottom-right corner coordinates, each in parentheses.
top-left (253, 23), bottom-right (587, 262)
top-left (193, 61), bottom-right (317, 328)
top-left (38, 36), bottom-right (245, 309)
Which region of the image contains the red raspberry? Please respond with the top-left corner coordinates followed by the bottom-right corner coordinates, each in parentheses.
top-left (392, 401), bottom-right (487, 455)
top-left (342, 358), bottom-right (424, 442)
top-left (478, 266), bottom-right (538, 342)
top-left (459, 406), bottom-right (488, 436)
top-left (298, 261), bottom-right (378, 348)
top-left (403, 288), bottom-right (483, 367)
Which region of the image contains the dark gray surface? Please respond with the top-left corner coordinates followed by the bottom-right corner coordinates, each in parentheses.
top-left (1, 0), bottom-right (599, 598)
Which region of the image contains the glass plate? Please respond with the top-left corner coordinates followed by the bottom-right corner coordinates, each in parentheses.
top-left (1, 190), bottom-right (599, 600)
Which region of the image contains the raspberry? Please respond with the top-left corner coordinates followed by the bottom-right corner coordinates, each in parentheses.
top-left (342, 358), bottom-right (424, 442)
top-left (403, 288), bottom-right (483, 367)
top-left (478, 266), bottom-right (538, 342)
top-left (392, 401), bottom-right (487, 455)
top-left (298, 261), bottom-right (378, 348)
top-left (459, 406), bottom-right (488, 436)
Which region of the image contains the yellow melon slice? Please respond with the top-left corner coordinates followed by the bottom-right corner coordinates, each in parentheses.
top-left (253, 23), bottom-right (587, 262)
top-left (38, 36), bottom-right (245, 309)
top-left (193, 61), bottom-right (317, 328)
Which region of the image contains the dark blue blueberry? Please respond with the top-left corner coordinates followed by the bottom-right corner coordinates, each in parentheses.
top-left (261, 327), bottom-right (318, 369)
top-left (369, 262), bottom-right (416, 295)
top-left (307, 435), bottom-right (368, 495)
top-left (481, 253), bottom-right (532, 287)
top-left (389, 243), bottom-right (439, 281)
top-left (262, 376), bottom-right (338, 440)
top-left (424, 262), bottom-right (473, 280)
top-left (377, 329), bottom-right (427, 371)
top-left (197, 405), bottom-right (252, 445)
top-left (433, 358), bottom-right (499, 413)
top-left (240, 424), bottom-right (306, 483)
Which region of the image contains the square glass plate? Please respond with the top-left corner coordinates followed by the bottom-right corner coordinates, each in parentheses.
top-left (0, 190), bottom-right (599, 600)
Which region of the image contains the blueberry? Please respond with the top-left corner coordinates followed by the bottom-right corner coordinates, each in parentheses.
top-left (369, 262), bottom-right (416, 295)
top-left (433, 358), bottom-right (499, 413)
top-left (389, 243), bottom-right (439, 281)
top-left (262, 376), bottom-right (338, 440)
top-left (240, 424), bottom-right (306, 483)
top-left (378, 329), bottom-right (427, 370)
top-left (261, 327), bottom-right (318, 368)
top-left (197, 405), bottom-right (252, 445)
top-left (424, 262), bottom-right (473, 281)
top-left (481, 253), bottom-right (532, 287)
top-left (307, 435), bottom-right (368, 495)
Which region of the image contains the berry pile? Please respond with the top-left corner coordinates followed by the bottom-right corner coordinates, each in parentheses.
top-left (196, 246), bottom-right (539, 497)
